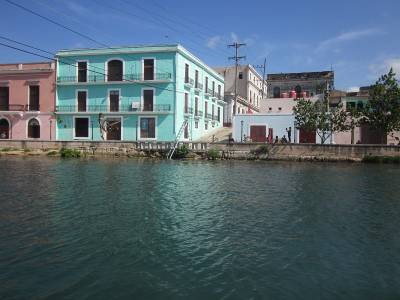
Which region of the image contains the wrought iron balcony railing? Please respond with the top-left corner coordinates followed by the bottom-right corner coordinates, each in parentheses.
top-left (184, 78), bottom-right (194, 86)
top-left (56, 104), bottom-right (171, 113)
top-left (195, 82), bottom-right (203, 90)
top-left (184, 107), bottom-right (193, 114)
top-left (205, 88), bottom-right (213, 95)
top-left (0, 104), bottom-right (40, 111)
top-left (194, 110), bottom-right (203, 117)
top-left (205, 113), bottom-right (212, 119)
top-left (57, 72), bottom-right (172, 83)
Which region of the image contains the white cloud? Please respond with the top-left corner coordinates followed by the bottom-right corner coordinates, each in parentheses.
top-left (230, 32), bottom-right (239, 43)
top-left (316, 28), bottom-right (383, 53)
top-left (206, 35), bottom-right (221, 49)
top-left (369, 57), bottom-right (400, 79)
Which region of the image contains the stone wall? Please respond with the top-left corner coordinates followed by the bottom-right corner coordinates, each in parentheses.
top-left (0, 140), bottom-right (399, 161)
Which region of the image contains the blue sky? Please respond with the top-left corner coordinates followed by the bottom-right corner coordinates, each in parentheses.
top-left (1, 0), bottom-right (399, 91)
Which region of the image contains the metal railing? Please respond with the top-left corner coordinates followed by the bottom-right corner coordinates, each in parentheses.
top-left (0, 104), bottom-right (40, 111)
top-left (195, 82), bottom-right (203, 90)
top-left (206, 88), bottom-right (213, 95)
top-left (57, 72), bottom-right (172, 83)
top-left (56, 104), bottom-right (171, 113)
top-left (194, 110), bottom-right (203, 117)
top-left (205, 113), bottom-right (212, 119)
top-left (184, 78), bottom-right (194, 86)
top-left (184, 107), bottom-right (193, 114)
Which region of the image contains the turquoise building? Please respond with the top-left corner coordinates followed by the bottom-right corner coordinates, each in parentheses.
top-left (55, 44), bottom-right (224, 141)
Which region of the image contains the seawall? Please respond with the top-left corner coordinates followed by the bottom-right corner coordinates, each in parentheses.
top-left (0, 140), bottom-right (399, 161)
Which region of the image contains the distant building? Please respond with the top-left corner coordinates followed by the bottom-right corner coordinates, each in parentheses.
top-left (214, 65), bottom-right (267, 125)
top-left (267, 71), bottom-right (334, 98)
top-left (0, 62), bottom-right (55, 140)
top-left (55, 44), bottom-right (224, 142)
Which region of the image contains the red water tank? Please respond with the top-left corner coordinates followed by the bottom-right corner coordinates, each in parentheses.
top-left (289, 90), bottom-right (296, 98)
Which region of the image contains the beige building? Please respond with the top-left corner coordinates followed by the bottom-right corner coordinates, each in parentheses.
top-left (214, 65), bottom-right (267, 125)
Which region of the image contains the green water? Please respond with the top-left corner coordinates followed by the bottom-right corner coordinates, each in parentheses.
top-left (1, 157), bottom-right (399, 299)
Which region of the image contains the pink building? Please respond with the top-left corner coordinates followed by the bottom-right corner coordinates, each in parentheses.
top-left (0, 62), bottom-right (55, 140)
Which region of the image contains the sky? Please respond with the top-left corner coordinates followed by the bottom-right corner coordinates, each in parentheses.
top-left (1, 0), bottom-right (400, 91)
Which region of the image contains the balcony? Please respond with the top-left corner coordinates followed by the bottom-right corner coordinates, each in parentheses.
top-left (55, 104), bottom-right (171, 113)
top-left (194, 82), bottom-right (203, 91)
top-left (194, 110), bottom-right (203, 118)
top-left (205, 88), bottom-right (213, 96)
top-left (57, 72), bottom-right (172, 84)
top-left (0, 104), bottom-right (40, 112)
top-left (204, 113), bottom-right (212, 120)
top-left (184, 78), bottom-right (194, 87)
top-left (184, 107), bottom-right (193, 115)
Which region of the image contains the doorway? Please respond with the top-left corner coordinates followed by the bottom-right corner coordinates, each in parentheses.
top-left (106, 118), bottom-right (122, 140)
top-left (250, 125), bottom-right (266, 142)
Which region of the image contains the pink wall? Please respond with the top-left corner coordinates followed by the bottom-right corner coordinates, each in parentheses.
top-left (0, 62), bottom-right (56, 140)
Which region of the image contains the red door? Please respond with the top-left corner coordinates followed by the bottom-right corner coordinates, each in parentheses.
top-left (250, 125), bottom-right (266, 142)
top-left (299, 128), bottom-right (316, 143)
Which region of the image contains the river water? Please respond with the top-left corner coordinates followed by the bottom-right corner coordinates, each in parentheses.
top-left (0, 157), bottom-right (399, 299)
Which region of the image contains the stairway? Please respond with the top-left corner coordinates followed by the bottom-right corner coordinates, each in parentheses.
top-left (167, 119), bottom-right (188, 159)
top-left (195, 126), bottom-right (232, 142)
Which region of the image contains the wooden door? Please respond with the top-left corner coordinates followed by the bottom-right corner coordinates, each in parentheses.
top-left (250, 125), bottom-right (266, 142)
top-left (299, 128), bottom-right (316, 143)
top-left (106, 119), bottom-right (121, 141)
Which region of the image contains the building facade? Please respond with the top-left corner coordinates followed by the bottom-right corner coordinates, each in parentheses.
top-left (214, 65), bottom-right (267, 125)
top-left (0, 62), bottom-right (55, 140)
top-left (55, 44), bottom-right (224, 142)
top-left (267, 71), bottom-right (334, 99)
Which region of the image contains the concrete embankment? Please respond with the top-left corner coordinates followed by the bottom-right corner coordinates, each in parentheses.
top-left (0, 140), bottom-right (399, 162)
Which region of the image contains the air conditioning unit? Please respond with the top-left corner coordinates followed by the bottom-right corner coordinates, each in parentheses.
top-left (131, 102), bottom-right (140, 111)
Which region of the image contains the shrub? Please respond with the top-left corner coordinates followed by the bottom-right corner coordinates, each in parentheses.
top-left (173, 144), bottom-right (190, 159)
top-left (253, 145), bottom-right (269, 155)
top-left (47, 150), bottom-right (58, 156)
top-left (1, 148), bottom-right (12, 152)
top-left (60, 148), bottom-right (81, 158)
top-left (23, 148), bottom-right (31, 153)
top-left (206, 148), bottom-right (220, 160)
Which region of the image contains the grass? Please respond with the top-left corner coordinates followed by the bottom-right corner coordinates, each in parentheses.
top-left (362, 156), bottom-right (400, 164)
top-left (1, 148), bottom-right (13, 152)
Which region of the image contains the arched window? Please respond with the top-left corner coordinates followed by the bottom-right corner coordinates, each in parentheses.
top-left (295, 85), bottom-right (302, 98)
top-left (107, 60), bottom-right (123, 81)
top-left (273, 87), bottom-right (281, 98)
top-left (0, 118), bottom-right (9, 139)
top-left (28, 118), bottom-right (40, 138)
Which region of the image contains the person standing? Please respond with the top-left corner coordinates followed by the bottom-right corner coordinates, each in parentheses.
top-left (286, 127), bottom-right (292, 143)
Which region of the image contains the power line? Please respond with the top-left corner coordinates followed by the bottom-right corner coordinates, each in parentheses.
top-left (228, 42), bottom-right (246, 116)
top-left (4, 0), bottom-right (109, 48)
top-left (0, 39), bottom-right (190, 95)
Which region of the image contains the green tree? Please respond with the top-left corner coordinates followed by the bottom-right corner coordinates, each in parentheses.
top-left (362, 68), bottom-right (400, 143)
top-left (294, 98), bottom-right (350, 144)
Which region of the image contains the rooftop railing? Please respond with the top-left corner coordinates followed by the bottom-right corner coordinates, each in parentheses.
top-left (0, 104), bottom-right (40, 111)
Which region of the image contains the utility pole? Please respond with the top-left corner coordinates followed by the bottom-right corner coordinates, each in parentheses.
top-left (228, 42), bottom-right (246, 116)
top-left (254, 57), bottom-right (267, 98)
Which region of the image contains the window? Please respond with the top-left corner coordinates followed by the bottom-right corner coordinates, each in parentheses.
top-left (78, 61), bottom-right (87, 82)
top-left (29, 86), bottom-right (39, 111)
top-left (184, 64), bottom-right (189, 83)
top-left (212, 104), bottom-right (215, 119)
top-left (143, 59), bottom-right (154, 80)
top-left (195, 70), bottom-right (199, 88)
top-left (109, 90), bottom-right (120, 112)
top-left (212, 81), bottom-right (215, 96)
top-left (205, 122), bottom-right (208, 130)
top-left (77, 91), bottom-right (87, 112)
top-left (205, 101), bottom-right (208, 116)
top-left (0, 87), bottom-right (9, 110)
top-left (0, 118), bottom-right (9, 139)
top-left (195, 121), bottom-right (198, 129)
top-left (218, 85), bottom-right (221, 98)
top-left (205, 76), bottom-right (209, 91)
top-left (269, 107), bottom-right (272, 111)
top-left (184, 93), bottom-right (189, 113)
top-left (238, 72), bottom-right (243, 79)
top-left (140, 117), bottom-right (156, 139)
top-left (278, 107), bottom-right (282, 111)
top-left (75, 117), bottom-right (89, 138)
top-left (273, 87), bottom-right (281, 98)
top-left (195, 97), bottom-right (198, 116)
top-left (27, 118), bottom-right (40, 138)
top-left (143, 89), bottom-right (154, 111)
top-left (217, 107), bottom-right (221, 122)
top-left (107, 60), bottom-right (123, 81)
